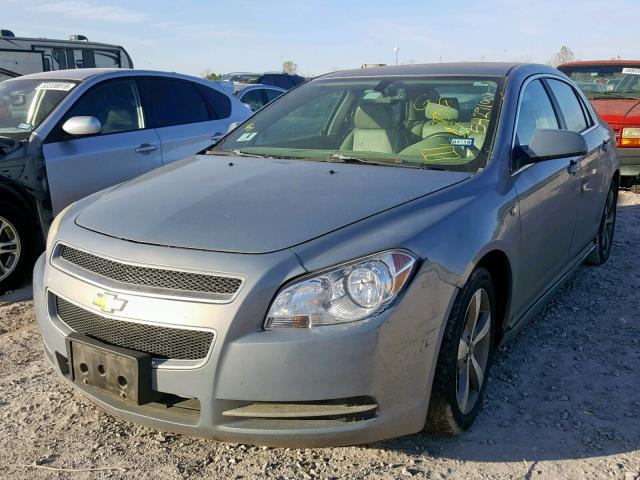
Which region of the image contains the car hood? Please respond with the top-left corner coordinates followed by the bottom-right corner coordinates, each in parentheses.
top-left (591, 98), bottom-right (640, 123)
top-left (75, 155), bottom-right (471, 254)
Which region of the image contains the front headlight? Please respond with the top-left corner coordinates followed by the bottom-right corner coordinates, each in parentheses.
top-left (265, 250), bottom-right (417, 329)
top-left (46, 202), bottom-right (75, 252)
top-left (621, 127), bottom-right (640, 147)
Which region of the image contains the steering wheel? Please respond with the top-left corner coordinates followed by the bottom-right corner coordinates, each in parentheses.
top-left (421, 131), bottom-right (480, 155)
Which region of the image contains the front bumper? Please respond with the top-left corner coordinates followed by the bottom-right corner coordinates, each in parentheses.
top-left (619, 147), bottom-right (640, 178)
top-left (34, 232), bottom-right (456, 447)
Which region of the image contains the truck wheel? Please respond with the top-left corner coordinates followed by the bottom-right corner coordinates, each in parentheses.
top-left (0, 203), bottom-right (33, 293)
top-left (425, 267), bottom-right (496, 436)
top-left (586, 182), bottom-right (617, 266)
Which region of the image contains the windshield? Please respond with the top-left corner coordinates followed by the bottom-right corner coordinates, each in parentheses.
top-left (559, 65), bottom-right (640, 99)
top-left (0, 78), bottom-right (78, 140)
top-left (215, 76), bottom-right (503, 172)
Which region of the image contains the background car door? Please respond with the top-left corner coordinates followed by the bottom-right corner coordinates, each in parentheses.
top-left (42, 78), bottom-right (162, 215)
top-left (138, 77), bottom-right (232, 163)
top-left (545, 78), bottom-right (608, 255)
top-left (510, 78), bottom-right (582, 323)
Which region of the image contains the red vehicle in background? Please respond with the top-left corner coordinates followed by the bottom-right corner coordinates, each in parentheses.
top-left (558, 60), bottom-right (640, 191)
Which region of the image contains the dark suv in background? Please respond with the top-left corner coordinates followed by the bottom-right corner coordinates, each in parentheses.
top-left (221, 72), bottom-right (305, 90)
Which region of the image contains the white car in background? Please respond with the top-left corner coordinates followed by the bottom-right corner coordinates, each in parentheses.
top-left (0, 68), bottom-right (251, 290)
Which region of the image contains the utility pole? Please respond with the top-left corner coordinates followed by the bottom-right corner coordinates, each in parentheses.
top-left (393, 47), bottom-right (399, 65)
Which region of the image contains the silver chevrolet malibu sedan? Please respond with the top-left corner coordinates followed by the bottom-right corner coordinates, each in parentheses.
top-left (35, 63), bottom-right (619, 447)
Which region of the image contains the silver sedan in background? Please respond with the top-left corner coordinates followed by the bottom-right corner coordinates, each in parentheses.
top-left (35, 62), bottom-right (619, 447)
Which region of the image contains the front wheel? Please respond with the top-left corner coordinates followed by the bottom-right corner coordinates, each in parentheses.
top-left (586, 182), bottom-right (617, 266)
top-left (425, 267), bottom-right (496, 435)
top-left (0, 203), bottom-right (33, 293)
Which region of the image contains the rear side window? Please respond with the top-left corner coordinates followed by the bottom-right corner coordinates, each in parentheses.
top-left (546, 79), bottom-right (588, 132)
top-left (265, 89), bottom-right (283, 102)
top-left (240, 89), bottom-right (265, 111)
top-left (514, 79), bottom-right (559, 167)
top-left (197, 84), bottom-right (231, 119)
top-left (63, 79), bottom-right (143, 135)
top-left (139, 77), bottom-right (210, 127)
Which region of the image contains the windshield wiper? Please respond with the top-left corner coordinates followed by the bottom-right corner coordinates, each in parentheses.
top-left (326, 153), bottom-right (417, 167)
top-left (206, 149), bottom-right (272, 158)
top-left (590, 92), bottom-right (638, 100)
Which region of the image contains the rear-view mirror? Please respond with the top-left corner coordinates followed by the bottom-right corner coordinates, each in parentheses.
top-left (525, 129), bottom-right (588, 162)
top-left (62, 116), bottom-right (101, 136)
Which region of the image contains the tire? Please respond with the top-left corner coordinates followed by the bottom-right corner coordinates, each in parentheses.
top-left (425, 267), bottom-right (496, 436)
top-left (0, 203), bottom-right (34, 293)
top-left (586, 182), bottom-right (617, 266)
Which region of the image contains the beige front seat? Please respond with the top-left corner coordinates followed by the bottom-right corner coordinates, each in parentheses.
top-left (340, 103), bottom-right (405, 154)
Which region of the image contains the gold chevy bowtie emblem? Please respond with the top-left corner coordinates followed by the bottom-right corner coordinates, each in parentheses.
top-left (93, 292), bottom-right (127, 314)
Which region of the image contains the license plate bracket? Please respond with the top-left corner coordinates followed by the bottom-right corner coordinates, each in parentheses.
top-left (65, 332), bottom-right (153, 405)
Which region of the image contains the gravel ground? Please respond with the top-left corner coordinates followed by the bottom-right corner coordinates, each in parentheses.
top-left (0, 192), bottom-right (639, 480)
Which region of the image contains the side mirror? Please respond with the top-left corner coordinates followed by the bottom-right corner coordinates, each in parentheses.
top-left (526, 129), bottom-right (588, 162)
top-left (62, 116), bottom-right (101, 136)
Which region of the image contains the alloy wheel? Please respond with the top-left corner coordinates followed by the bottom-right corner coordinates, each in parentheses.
top-left (0, 216), bottom-right (21, 282)
top-left (456, 288), bottom-right (492, 415)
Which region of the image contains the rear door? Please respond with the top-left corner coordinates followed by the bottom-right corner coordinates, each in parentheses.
top-left (137, 77), bottom-right (233, 163)
top-left (43, 78), bottom-right (162, 214)
top-left (510, 78), bottom-right (582, 323)
top-left (545, 78), bottom-right (607, 255)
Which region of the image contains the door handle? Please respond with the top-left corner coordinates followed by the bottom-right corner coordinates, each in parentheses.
top-left (135, 143), bottom-right (158, 154)
top-left (568, 159), bottom-right (580, 175)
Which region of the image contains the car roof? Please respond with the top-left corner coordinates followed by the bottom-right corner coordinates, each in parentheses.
top-left (318, 62), bottom-right (529, 79)
top-left (558, 60), bottom-right (640, 67)
top-left (8, 68), bottom-right (224, 86)
top-left (10, 68), bottom-right (121, 81)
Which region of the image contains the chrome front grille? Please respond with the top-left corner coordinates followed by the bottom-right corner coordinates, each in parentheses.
top-left (55, 297), bottom-right (214, 360)
top-left (59, 245), bottom-right (242, 297)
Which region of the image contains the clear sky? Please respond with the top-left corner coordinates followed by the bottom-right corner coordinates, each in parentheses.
top-left (5, 0), bottom-right (639, 77)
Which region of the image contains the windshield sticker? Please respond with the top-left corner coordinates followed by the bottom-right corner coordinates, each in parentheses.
top-left (470, 92), bottom-right (495, 134)
top-left (35, 82), bottom-right (75, 92)
top-left (244, 123), bottom-right (255, 131)
top-left (237, 132), bottom-right (258, 142)
top-left (449, 137), bottom-right (474, 147)
top-left (622, 67), bottom-right (640, 76)
top-left (16, 123), bottom-right (32, 130)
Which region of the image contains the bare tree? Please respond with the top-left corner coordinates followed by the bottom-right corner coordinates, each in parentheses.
top-left (282, 61), bottom-right (298, 74)
top-left (549, 46), bottom-right (576, 67)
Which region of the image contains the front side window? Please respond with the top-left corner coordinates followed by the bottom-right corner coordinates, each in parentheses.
top-left (513, 79), bottom-right (559, 167)
top-left (216, 76), bottom-right (503, 173)
top-left (546, 79), bottom-right (588, 132)
top-left (0, 78), bottom-right (78, 140)
top-left (139, 78), bottom-right (210, 128)
top-left (64, 79), bottom-right (143, 135)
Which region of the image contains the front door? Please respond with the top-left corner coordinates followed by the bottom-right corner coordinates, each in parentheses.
top-left (43, 78), bottom-right (162, 214)
top-left (509, 78), bottom-right (582, 323)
